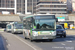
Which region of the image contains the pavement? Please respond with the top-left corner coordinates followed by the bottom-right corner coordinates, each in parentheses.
top-left (17, 34), bottom-right (75, 50)
top-left (0, 30), bottom-right (75, 50)
top-left (66, 30), bottom-right (75, 35)
top-left (0, 32), bottom-right (42, 50)
top-left (0, 34), bottom-right (5, 50)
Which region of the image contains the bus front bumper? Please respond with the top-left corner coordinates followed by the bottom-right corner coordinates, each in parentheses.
top-left (14, 31), bottom-right (23, 33)
top-left (32, 35), bottom-right (56, 40)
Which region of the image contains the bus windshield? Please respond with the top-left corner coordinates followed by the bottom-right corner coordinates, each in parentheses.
top-left (7, 25), bottom-right (11, 29)
top-left (14, 24), bottom-right (23, 29)
top-left (34, 19), bottom-right (56, 30)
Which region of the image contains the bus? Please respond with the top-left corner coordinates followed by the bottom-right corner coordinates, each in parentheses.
top-left (6, 24), bottom-right (11, 32)
top-left (6, 22), bottom-right (23, 34)
top-left (23, 14), bottom-right (58, 41)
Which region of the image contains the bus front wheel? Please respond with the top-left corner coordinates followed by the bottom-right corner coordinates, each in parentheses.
top-left (29, 34), bottom-right (33, 42)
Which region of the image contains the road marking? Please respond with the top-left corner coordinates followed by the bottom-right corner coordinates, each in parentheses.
top-left (70, 38), bottom-right (74, 39)
top-left (8, 44), bottom-right (10, 46)
top-left (66, 40), bottom-right (72, 42)
top-left (61, 43), bottom-right (65, 45)
top-left (6, 40), bottom-right (11, 47)
top-left (14, 35), bottom-right (37, 50)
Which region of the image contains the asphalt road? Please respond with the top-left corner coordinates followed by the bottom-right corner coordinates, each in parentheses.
top-left (16, 34), bottom-right (75, 50)
top-left (0, 31), bottom-right (75, 50)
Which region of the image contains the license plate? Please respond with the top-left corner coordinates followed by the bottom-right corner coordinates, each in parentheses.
top-left (42, 32), bottom-right (50, 33)
top-left (42, 37), bottom-right (48, 39)
top-left (58, 33), bottom-right (62, 34)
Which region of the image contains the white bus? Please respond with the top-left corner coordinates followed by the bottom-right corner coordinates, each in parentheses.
top-left (6, 24), bottom-right (11, 32)
top-left (6, 22), bottom-right (23, 34)
top-left (23, 14), bottom-right (58, 41)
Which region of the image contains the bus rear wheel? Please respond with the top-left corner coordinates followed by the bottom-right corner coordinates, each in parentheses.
top-left (25, 37), bottom-right (28, 39)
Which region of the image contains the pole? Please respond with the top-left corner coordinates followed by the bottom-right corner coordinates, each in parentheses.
top-left (32, 0), bottom-right (33, 14)
top-left (25, 0), bottom-right (27, 14)
top-left (14, 0), bottom-right (17, 14)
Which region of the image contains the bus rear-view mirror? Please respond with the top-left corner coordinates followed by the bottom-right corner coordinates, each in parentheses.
top-left (56, 18), bottom-right (58, 22)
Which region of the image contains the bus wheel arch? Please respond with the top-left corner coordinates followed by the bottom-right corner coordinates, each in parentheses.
top-left (24, 32), bottom-right (28, 39)
top-left (29, 33), bottom-right (33, 42)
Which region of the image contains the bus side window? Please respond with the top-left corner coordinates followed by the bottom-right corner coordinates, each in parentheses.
top-left (23, 21), bottom-right (26, 29)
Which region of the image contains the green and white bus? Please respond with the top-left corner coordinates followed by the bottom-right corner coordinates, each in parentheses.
top-left (6, 22), bottom-right (23, 34)
top-left (23, 14), bottom-right (58, 41)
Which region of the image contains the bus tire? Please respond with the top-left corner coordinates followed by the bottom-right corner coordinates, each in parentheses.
top-left (30, 40), bottom-right (33, 42)
top-left (49, 39), bottom-right (53, 42)
top-left (25, 37), bottom-right (28, 39)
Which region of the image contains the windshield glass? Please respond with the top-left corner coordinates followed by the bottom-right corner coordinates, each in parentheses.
top-left (7, 25), bottom-right (11, 29)
top-left (14, 24), bottom-right (23, 29)
top-left (34, 19), bottom-right (56, 30)
top-left (56, 26), bottom-right (63, 29)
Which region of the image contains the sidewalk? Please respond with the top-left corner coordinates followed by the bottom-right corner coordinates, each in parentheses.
top-left (66, 30), bottom-right (75, 35)
top-left (0, 34), bottom-right (5, 50)
top-left (0, 32), bottom-right (42, 50)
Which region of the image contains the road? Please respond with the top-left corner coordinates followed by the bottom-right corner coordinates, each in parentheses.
top-left (0, 31), bottom-right (75, 50)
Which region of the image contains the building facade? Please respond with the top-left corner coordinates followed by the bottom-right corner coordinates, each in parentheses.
top-left (25, 0), bottom-right (37, 14)
top-left (0, 0), bottom-right (37, 14)
top-left (0, 0), bottom-right (72, 15)
top-left (72, 0), bottom-right (75, 12)
top-left (36, 0), bottom-right (67, 14)
top-left (36, 0), bottom-right (68, 20)
top-left (67, 0), bottom-right (72, 13)
top-left (0, 0), bottom-right (15, 14)
top-left (17, 0), bottom-right (25, 14)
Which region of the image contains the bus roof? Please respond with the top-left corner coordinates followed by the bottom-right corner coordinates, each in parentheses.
top-left (23, 14), bottom-right (55, 19)
top-left (7, 22), bottom-right (22, 25)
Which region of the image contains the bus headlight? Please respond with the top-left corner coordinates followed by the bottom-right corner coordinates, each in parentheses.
top-left (14, 29), bottom-right (16, 31)
top-left (52, 31), bottom-right (56, 36)
top-left (32, 31), bottom-right (38, 36)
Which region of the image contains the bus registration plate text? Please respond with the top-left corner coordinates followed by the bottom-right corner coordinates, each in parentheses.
top-left (42, 37), bottom-right (48, 39)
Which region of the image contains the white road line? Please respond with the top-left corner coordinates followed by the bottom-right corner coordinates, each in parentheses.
top-left (61, 43), bottom-right (65, 45)
top-left (8, 44), bottom-right (10, 46)
top-left (66, 40), bottom-right (72, 42)
top-left (6, 40), bottom-right (11, 47)
top-left (70, 38), bottom-right (74, 39)
top-left (14, 35), bottom-right (37, 50)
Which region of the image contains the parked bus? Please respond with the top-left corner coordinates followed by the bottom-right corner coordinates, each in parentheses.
top-left (23, 14), bottom-right (58, 41)
top-left (6, 22), bottom-right (23, 34)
